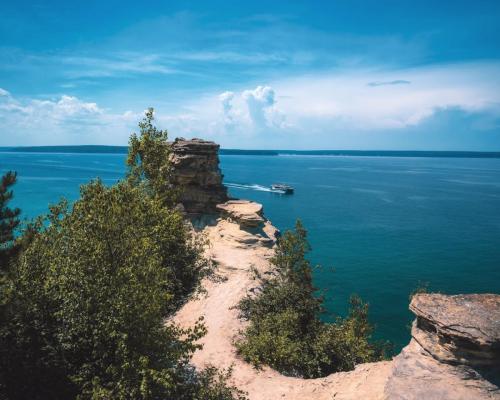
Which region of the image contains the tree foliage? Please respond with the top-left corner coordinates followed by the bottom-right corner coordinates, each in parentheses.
top-left (126, 108), bottom-right (177, 206)
top-left (0, 180), bottom-right (245, 399)
top-left (235, 221), bottom-right (388, 378)
top-left (0, 171), bottom-right (21, 270)
top-left (0, 111), bottom-right (246, 399)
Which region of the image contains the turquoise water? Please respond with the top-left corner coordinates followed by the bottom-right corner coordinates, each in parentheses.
top-left (2, 151), bottom-right (500, 350)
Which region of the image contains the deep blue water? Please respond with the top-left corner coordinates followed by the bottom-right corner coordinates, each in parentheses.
top-left (2, 151), bottom-right (500, 350)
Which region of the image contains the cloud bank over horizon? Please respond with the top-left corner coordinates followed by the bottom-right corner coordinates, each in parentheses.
top-left (2, 60), bottom-right (499, 150)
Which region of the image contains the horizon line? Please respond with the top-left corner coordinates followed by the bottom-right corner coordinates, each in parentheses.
top-left (1, 145), bottom-right (500, 158)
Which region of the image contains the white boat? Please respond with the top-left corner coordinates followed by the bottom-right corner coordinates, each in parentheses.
top-left (271, 184), bottom-right (294, 194)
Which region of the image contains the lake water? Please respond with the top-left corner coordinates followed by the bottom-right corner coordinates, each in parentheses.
top-left (2, 151), bottom-right (500, 350)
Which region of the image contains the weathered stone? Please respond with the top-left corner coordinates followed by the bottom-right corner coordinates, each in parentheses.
top-left (384, 293), bottom-right (500, 400)
top-left (170, 138), bottom-right (228, 215)
top-left (385, 340), bottom-right (499, 400)
top-left (216, 200), bottom-right (265, 227)
top-left (410, 293), bottom-right (500, 367)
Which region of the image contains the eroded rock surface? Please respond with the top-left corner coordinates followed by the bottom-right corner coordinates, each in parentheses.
top-left (217, 200), bottom-right (265, 228)
top-left (409, 293), bottom-right (500, 367)
top-left (384, 294), bottom-right (500, 400)
top-left (170, 138), bottom-right (228, 215)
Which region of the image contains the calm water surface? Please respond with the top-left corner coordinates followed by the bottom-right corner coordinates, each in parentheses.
top-left (2, 151), bottom-right (500, 350)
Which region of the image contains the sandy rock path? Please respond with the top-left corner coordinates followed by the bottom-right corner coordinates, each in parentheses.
top-left (173, 216), bottom-right (391, 400)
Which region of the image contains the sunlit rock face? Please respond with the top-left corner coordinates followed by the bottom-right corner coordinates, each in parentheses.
top-left (170, 138), bottom-right (229, 216)
top-left (384, 293), bottom-right (500, 400)
top-left (216, 200), bottom-right (265, 228)
top-left (410, 293), bottom-right (500, 368)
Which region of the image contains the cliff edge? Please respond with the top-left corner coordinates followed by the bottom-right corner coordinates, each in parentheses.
top-left (171, 139), bottom-right (500, 400)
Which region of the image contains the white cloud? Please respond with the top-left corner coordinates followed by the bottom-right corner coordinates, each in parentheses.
top-left (1, 61), bottom-right (500, 148)
top-left (0, 92), bottom-right (139, 145)
top-left (30, 95), bottom-right (102, 118)
top-left (214, 85), bottom-right (288, 133)
top-left (219, 91), bottom-right (234, 124)
top-left (60, 54), bottom-right (177, 78)
top-left (172, 51), bottom-right (287, 64)
top-left (171, 61), bottom-right (500, 147)
top-left (367, 80), bottom-right (411, 87)
top-left (242, 85), bottom-right (275, 128)
top-left (270, 61), bottom-right (500, 131)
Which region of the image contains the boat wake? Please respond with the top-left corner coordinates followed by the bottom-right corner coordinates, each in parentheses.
top-left (225, 182), bottom-right (274, 192)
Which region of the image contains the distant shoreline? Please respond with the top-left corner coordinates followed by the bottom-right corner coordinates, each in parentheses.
top-left (1, 145), bottom-right (500, 158)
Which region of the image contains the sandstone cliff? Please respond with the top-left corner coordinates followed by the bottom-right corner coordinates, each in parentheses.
top-left (170, 138), bottom-right (228, 215)
top-left (172, 138), bottom-right (500, 400)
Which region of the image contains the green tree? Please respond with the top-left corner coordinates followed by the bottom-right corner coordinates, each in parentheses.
top-left (236, 221), bottom-right (387, 378)
top-left (127, 108), bottom-right (177, 206)
top-left (0, 171), bottom-right (21, 270)
top-left (0, 180), bottom-right (243, 399)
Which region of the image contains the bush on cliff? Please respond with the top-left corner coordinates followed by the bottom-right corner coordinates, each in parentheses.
top-left (235, 221), bottom-right (387, 378)
top-left (127, 107), bottom-right (178, 207)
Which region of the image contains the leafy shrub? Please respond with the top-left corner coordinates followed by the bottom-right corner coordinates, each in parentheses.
top-left (127, 107), bottom-right (177, 207)
top-left (235, 221), bottom-right (388, 378)
top-left (0, 180), bottom-right (220, 399)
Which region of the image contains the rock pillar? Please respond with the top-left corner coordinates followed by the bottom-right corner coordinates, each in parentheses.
top-left (169, 138), bottom-right (229, 216)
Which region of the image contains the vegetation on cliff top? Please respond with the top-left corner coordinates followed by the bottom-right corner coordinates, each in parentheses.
top-left (0, 171), bottom-right (20, 270)
top-left (0, 110), bottom-right (246, 400)
top-left (127, 107), bottom-right (178, 207)
top-left (235, 221), bottom-right (389, 378)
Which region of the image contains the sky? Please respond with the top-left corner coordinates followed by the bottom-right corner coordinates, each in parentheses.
top-left (1, 0), bottom-right (500, 150)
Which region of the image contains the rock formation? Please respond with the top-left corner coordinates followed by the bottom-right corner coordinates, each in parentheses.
top-left (384, 294), bottom-right (500, 400)
top-left (170, 138), bottom-right (228, 215)
top-left (216, 200), bottom-right (265, 228)
top-left (171, 138), bottom-right (500, 399)
top-left (410, 293), bottom-right (500, 368)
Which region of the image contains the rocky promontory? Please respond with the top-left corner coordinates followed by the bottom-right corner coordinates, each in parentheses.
top-left (172, 138), bottom-right (500, 399)
top-left (170, 138), bottom-right (228, 215)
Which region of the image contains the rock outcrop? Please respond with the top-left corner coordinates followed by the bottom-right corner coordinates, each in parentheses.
top-left (410, 293), bottom-right (500, 368)
top-left (171, 138), bottom-right (500, 399)
top-left (170, 138), bottom-right (228, 215)
top-left (215, 200), bottom-right (276, 248)
top-left (384, 293), bottom-right (500, 400)
top-left (216, 200), bottom-right (265, 228)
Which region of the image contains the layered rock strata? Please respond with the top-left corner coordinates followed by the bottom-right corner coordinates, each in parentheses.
top-left (170, 138), bottom-right (228, 215)
top-left (384, 293), bottom-right (500, 400)
top-left (216, 200), bottom-right (265, 228)
top-left (409, 293), bottom-right (500, 368)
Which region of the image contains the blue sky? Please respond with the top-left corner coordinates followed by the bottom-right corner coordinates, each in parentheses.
top-left (1, 0), bottom-right (500, 149)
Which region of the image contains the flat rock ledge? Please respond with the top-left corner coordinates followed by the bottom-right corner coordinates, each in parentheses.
top-left (215, 200), bottom-right (276, 248)
top-left (216, 200), bottom-right (265, 228)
